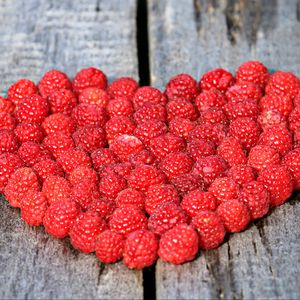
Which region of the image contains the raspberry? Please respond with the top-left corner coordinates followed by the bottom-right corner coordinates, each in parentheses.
top-left (70, 211), bottom-right (107, 253)
top-left (171, 173), bottom-right (205, 196)
top-left (42, 175), bottom-right (71, 204)
top-left (0, 97), bottom-right (14, 114)
top-left (109, 206), bottom-right (148, 236)
top-left (15, 94), bottom-right (48, 124)
top-left (181, 190), bottom-right (217, 217)
top-left (133, 86), bottom-right (166, 110)
top-left (166, 98), bottom-right (198, 121)
top-left (48, 88), bottom-right (77, 115)
top-left (145, 184), bottom-right (180, 215)
top-left (228, 117), bottom-right (261, 151)
top-left (236, 61), bottom-right (269, 89)
top-left (160, 152), bottom-right (194, 180)
top-left (134, 103), bottom-right (166, 124)
top-left (108, 77), bottom-right (138, 100)
top-left (227, 164), bottom-right (256, 186)
top-left (225, 82), bottom-right (263, 103)
top-left (165, 73), bottom-right (198, 102)
top-left (78, 87), bottom-right (110, 108)
top-left (282, 148), bottom-right (300, 189)
top-left (238, 181), bottom-right (270, 219)
top-left (193, 155), bottom-right (227, 186)
top-left (129, 149), bottom-right (156, 166)
top-left (68, 166), bottom-right (98, 186)
top-left (110, 134), bottom-right (144, 162)
top-left (20, 191), bottom-right (48, 226)
top-left (73, 67), bottom-right (107, 95)
top-left (98, 172), bottom-right (126, 200)
top-left (195, 90), bottom-right (227, 112)
top-left (247, 145), bottom-right (281, 172)
top-left (224, 99), bottom-right (259, 121)
top-left (0, 113), bottom-right (16, 130)
top-left (8, 79), bottom-right (38, 106)
top-left (72, 103), bottom-right (107, 128)
top-left (38, 70), bottom-right (72, 98)
top-left (43, 199), bottom-right (80, 239)
top-left (257, 110), bottom-right (287, 130)
top-left (199, 68), bottom-right (234, 93)
top-left (123, 230), bottom-right (158, 269)
top-left (288, 107), bottom-right (300, 132)
top-left (73, 125), bottom-right (106, 153)
top-left (14, 123), bottom-right (44, 143)
top-left (149, 133), bottom-right (185, 160)
top-left (187, 140), bottom-right (216, 160)
top-left (192, 211), bottom-right (226, 250)
top-left (106, 98), bottom-right (134, 118)
top-left (217, 199), bottom-right (250, 232)
top-left (217, 137), bottom-right (247, 167)
top-left (115, 188), bottom-right (145, 210)
top-left (4, 167), bottom-right (40, 207)
top-left (158, 224), bottom-right (199, 264)
top-left (149, 202), bottom-right (188, 236)
top-left (42, 113), bottom-right (76, 136)
top-left (260, 93), bottom-right (293, 117)
top-left (18, 142), bottom-right (52, 166)
top-left (200, 108), bottom-right (228, 126)
top-left (87, 198), bottom-right (116, 221)
top-left (105, 116), bottom-right (136, 143)
top-left (128, 164), bottom-right (166, 192)
top-left (265, 71), bottom-right (300, 99)
top-left (96, 230), bottom-right (125, 263)
top-left (169, 117), bottom-right (196, 139)
top-left (91, 148), bottom-right (119, 172)
top-left (258, 125), bottom-right (292, 156)
top-left (33, 159), bottom-right (64, 182)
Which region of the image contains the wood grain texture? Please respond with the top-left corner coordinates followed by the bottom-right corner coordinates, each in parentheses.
top-left (0, 1), bottom-right (143, 299)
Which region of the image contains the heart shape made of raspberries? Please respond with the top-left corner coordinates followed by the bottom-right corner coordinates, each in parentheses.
top-left (0, 61), bottom-right (299, 269)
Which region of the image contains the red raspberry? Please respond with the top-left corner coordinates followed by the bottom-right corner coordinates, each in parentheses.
top-left (8, 79), bottom-right (38, 106)
top-left (228, 117), bottom-right (261, 151)
top-left (4, 167), bottom-right (40, 207)
top-left (98, 172), bottom-right (126, 200)
top-left (258, 125), bottom-right (292, 156)
top-left (149, 133), bottom-right (185, 160)
top-left (200, 108), bottom-right (228, 126)
top-left (266, 71), bottom-right (300, 99)
top-left (33, 159), bottom-right (64, 182)
top-left (42, 113), bottom-right (76, 136)
top-left (108, 77), bottom-right (138, 100)
top-left (169, 117), bottom-right (196, 139)
top-left (199, 68), bottom-right (234, 93)
top-left (14, 123), bottom-right (44, 143)
top-left (160, 152), bottom-right (194, 180)
top-left (0, 153), bottom-right (24, 192)
top-left (192, 211), bottom-right (226, 250)
top-left (195, 90), bottom-right (227, 112)
top-left (166, 98), bottom-right (198, 121)
top-left (87, 198), bottom-right (116, 221)
top-left (225, 82), bottom-right (263, 103)
top-left (68, 166), bottom-right (98, 186)
top-left (124, 230), bottom-right (158, 269)
top-left (128, 165), bottom-right (166, 192)
top-left (73, 67), bottom-right (107, 95)
top-left (115, 188), bottom-right (145, 210)
top-left (78, 87), bottom-right (110, 108)
top-left (193, 155), bottom-right (227, 186)
top-left (187, 140), bottom-right (216, 160)
top-left (38, 70), bottom-right (72, 98)
top-left (0, 97), bottom-right (14, 114)
top-left (132, 86), bottom-right (166, 109)
top-left (134, 103), bottom-right (166, 124)
top-left (15, 94), bottom-right (48, 124)
top-left (70, 211), bottom-right (107, 253)
top-left (44, 199), bottom-right (80, 238)
top-left (257, 110), bottom-right (287, 130)
top-left (145, 184), bottom-right (180, 215)
top-left (282, 148), bottom-right (300, 189)
top-left (20, 190), bottom-right (48, 226)
top-left (129, 149), bottom-right (156, 166)
top-left (224, 99), bottom-right (259, 121)
top-left (105, 116), bottom-right (136, 143)
top-left (236, 61), bottom-right (269, 89)
top-left (96, 230), bottom-right (125, 263)
top-left (171, 173), bottom-right (205, 196)
top-left (48, 89), bottom-right (77, 115)
top-left (181, 190), bottom-right (217, 217)
top-left (18, 142), bottom-right (52, 166)
top-left (217, 199), bottom-right (250, 232)
top-left (106, 98), bottom-right (134, 118)
top-left (57, 148), bottom-right (91, 174)
top-left (109, 206), bottom-right (148, 236)
top-left (91, 148), bottom-right (119, 172)
top-left (42, 175), bottom-right (71, 204)
top-left (288, 107), bottom-right (300, 132)
top-left (260, 93), bottom-right (293, 117)
top-left (165, 73), bottom-right (198, 102)
top-left (238, 181), bottom-right (270, 219)
top-left (227, 164), bottom-right (256, 186)
top-left (158, 224), bottom-right (199, 264)
top-left (217, 137), bottom-right (247, 167)
top-left (257, 165), bottom-right (293, 206)
top-left (72, 103), bottom-right (107, 128)
top-left (247, 145), bottom-right (280, 172)
top-left (0, 113), bottom-right (16, 130)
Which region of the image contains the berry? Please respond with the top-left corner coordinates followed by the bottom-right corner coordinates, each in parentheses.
top-left (288, 107), bottom-right (300, 132)
top-left (224, 99), bottom-right (259, 121)
top-left (260, 93), bottom-right (293, 117)
top-left (78, 87), bottom-right (110, 108)
top-left (282, 149), bottom-right (300, 190)
top-left (87, 198), bottom-right (116, 221)
top-left (0, 97), bottom-right (14, 114)
top-left (106, 98), bottom-right (134, 118)
top-left (98, 172), bottom-right (127, 200)
top-left (257, 110), bottom-right (287, 130)
top-left (8, 79), bottom-right (38, 106)
top-left (195, 90), bottom-right (227, 112)
top-left (14, 123), bottom-right (44, 143)
top-left (166, 98), bottom-right (198, 121)
top-left (0, 112), bottom-right (16, 130)
top-left (134, 103), bottom-right (166, 124)
top-left (133, 86), bottom-right (166, 109)
top-left (200, 108), bottom-right (228, 126)
top-left (18, 142), bottom-right (51, 166)
top-left (42, 113), bottom-right (76, 136)
top-left (226, 164), bottom-right (256, 186)
top-left (68, 166), bottom-right (98, 186)
top-left (33, 159), bottom-right (64, 182)
top-left (48, 88), bottom-right (77, 115)
top-left (187, 140), bottom-right (216, 160)
top-left (91, 148), bottom-right (119, 172)
top-left (225, 82), bottom-right (262, 103)
top-left (169, 117), bottom-right (196, 139)
top-left (0, 129), bottom-right (18, 154)
top-left (108, 77), bottom-right (138, 100)
top-left (171, 173), bottom-right (205, 196)
top-left (115, 188), bottom-right (145, 210)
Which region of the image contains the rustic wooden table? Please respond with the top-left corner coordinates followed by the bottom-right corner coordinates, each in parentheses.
top-left (0, 0), bottom-right (299, 299)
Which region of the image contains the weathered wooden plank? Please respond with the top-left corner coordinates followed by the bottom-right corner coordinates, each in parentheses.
top-left (0, 1), bottom-right (143, 299)
top-left (148, 0), bottom-right (300, 299)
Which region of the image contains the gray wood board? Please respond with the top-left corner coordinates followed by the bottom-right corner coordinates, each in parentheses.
top-left (148, 0), bottom-right (300, 298)
top-left (0, 1), bottom-right (143, 299)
